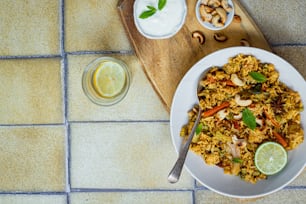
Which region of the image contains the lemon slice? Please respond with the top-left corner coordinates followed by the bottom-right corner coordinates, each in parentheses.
top-left (92, 61), bottom-right (126, 98)
top-left (254, 142), bottom-right (287, 175)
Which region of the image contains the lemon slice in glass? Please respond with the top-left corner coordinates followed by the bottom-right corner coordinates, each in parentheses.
top-left (92, 61), bottom-right (126, 98)
top-left (254, 142), bottom-right (288, 175)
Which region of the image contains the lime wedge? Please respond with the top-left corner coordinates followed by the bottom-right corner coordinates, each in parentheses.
top-left (254, 142), bottom-right (287, 175)
top-left (92, 61), bottom-right (126, 98)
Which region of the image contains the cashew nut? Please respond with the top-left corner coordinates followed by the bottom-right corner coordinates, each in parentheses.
top-left (192, 31), bottom-right (206, 45)
top-left (256, 118), bottom-right (263, 126)
top-left (231, 74), bottom-right (245, 86)
top-left (233, 113), bottom-right (242, 120)
top-left (204, 5), bottom-right (214, 13)
top-left (240, 39), bottom-right (250, 47)
top-left (217, 109), bottom-right (229, 120)
top-left (201, 0), bottom-right (209, 5)
top-left (235, 94), bottom-right (252, 107)
top-left (215, 7), bottom-right (227, 24)
top-left (214, 33), bottom-right (228, 42)
top-left (221, 0), bottom-right (232, 12)
top-left (212, 15), bottom-right (224, 27)
top-left (200, 4), bottom-right (213, 22)
top-left (208, 0), bottom-right (221, 8)
top-left (233, 14), bottom-right (241, 23)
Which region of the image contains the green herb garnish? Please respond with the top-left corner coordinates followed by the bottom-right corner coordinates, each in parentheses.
top-left (158, 0), bottom-right (167, 10)
top-left (139, 6), bottom-right (157, 19)
top-left (249, 72), bottom-right (267, 83)
top-left (139, 0), bottom-right (167, 19)
top-left (232, 157), bottom-right (243, 163)
top-left (195, 123), bottom-right (203, 135)
top-left (242, 108), bottom-right (256, 130)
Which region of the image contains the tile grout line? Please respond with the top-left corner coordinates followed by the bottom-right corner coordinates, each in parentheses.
top-left (2, 185), bottom-right (306, 196)
top-left (0, 120), bottom-right (170, 127)
top-left (70, 188), bottom-right (194, 193)
top-left (66, 123), bottom-right (72, 204)
top-left (0, 123), bottom-right (65, 127)
top-left (66, 50), bottom-right (134, 55)
top-left (272, 43), bottom-right (306, 47)
top-left (0, 54), bottom-right (62, 59)
top-left (1, 45), bottom-right (305, 60)
top-left (68, 120), bottom-right (170, 124)
top-left (59, 0), bottom-right (71, 202)
top-left (0, 192), bottom-right (67, 195)
top-left (192, 179), bottom-right (197, 204)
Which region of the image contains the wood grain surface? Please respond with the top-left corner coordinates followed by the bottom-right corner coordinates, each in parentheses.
top-left (118, 0), bottom-right (271, 112)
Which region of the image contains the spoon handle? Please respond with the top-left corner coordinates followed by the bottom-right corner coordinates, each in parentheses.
top-left (168, 108), bottom-right (203, 183)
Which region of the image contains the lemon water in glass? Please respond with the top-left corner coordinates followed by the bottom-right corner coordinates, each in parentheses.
top-left (82, 57), bottom-right (131, 106)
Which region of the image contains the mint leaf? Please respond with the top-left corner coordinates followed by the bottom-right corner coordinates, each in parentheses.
top-left (146, 5), bottom-right (156, 10)
top-left (195, 123), bottom-right (203, 135)
top-left (232, 157), bottom-right (243, 163)
top-left (242, 108), bottom-right (256, 130)
top-left (249, 72), bottom-right (267, 83)
top-left (158, 0), bottom-right (167, 10)
top-left (139, 6), bottom-right (157, 19)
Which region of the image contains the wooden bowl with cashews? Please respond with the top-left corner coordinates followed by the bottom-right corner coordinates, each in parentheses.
top-left (195, 0), bottom-right (234, 31)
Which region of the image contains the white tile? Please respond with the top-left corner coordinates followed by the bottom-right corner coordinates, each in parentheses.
top-left (70, 122), bottom-right (194, 189)
top-left (65, 0), bottom-right (131, 52)
top-left (0, 126), bottom-right (66, 192)
top-left (67, 54), bottom-right (169, 121)
top-left (70, 191), bottom-right (192, 204)
top-left (0, 0), bottom-right (60, 56)
top-left (0, 195), bottom-right (66, 204)
top-left (0, 58), bottom-right (64, 124)
top-left (196, 188), bottom-right (306, 204)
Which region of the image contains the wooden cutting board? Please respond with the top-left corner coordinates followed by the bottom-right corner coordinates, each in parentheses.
top-left (118, 0), bottom-right (271, 112)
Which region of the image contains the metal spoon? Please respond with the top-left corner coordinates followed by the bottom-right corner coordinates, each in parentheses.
top-left (167, 74), bottom-right (205, 183)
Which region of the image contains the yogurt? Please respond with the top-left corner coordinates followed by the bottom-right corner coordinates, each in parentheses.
top-left (134, 0), bottom-right (187, 39)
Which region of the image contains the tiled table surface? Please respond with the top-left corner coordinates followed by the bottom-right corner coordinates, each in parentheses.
top-left (0, 0), bottom-right (305, 203)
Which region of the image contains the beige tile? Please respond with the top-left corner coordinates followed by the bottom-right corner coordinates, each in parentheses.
top-left (0, 126), bottom-right (66, 192)
top-left (240, 0), bottom-right (306, 44)
top-left (70, 191), bottom-right (192, 204)
top-left (0, 0), bottom-right (60, 56)
top-left (67, 54), bottom-right (169, 121)
top-left (0, 58), bottom-right (64, 124)
top-left (273, 46), bottom-right (306, 80)
top-left (195, 189), bottom-right (306, 204)
top-left (0, 195), bottom-right (66, 204)
top-left (70, 122), bottom-right (194, 189)
top-left (65, 0), bottom-right (131, 52)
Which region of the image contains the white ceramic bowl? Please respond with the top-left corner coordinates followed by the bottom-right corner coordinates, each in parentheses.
top-left (195, 0), bottom-right (234, 31)
top-left (133, 0), bottom-right (187, 39)
top-left (170, 47), bottom-right (306, 198)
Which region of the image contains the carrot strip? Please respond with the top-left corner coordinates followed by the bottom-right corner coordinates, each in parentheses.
top-left (202, 102), bottom-right (230, 117)
top-left (273, 131), bottom-right (288, 148)
top-left (233, 120), bottom-right (240, 130)
top-left (207, 76), bottom-right (216, 83)
top-left (264, 110), bottom-right (280, 128)
top-left (224, 80), bottom-right (236, 86)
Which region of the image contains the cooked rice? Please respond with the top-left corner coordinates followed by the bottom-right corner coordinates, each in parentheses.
top-left (180, 54), bottom-right (304, 184)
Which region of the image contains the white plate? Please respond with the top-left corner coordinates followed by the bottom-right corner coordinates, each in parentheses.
top-left (170, 47), bottom-right (306, 198)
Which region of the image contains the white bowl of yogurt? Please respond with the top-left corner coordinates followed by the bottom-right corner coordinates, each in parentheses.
top-left (133, 0), bottom-right (187, 39)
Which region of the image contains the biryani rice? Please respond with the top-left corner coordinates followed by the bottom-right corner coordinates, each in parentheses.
top-left (180, 54), bottom-right (304, 184)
